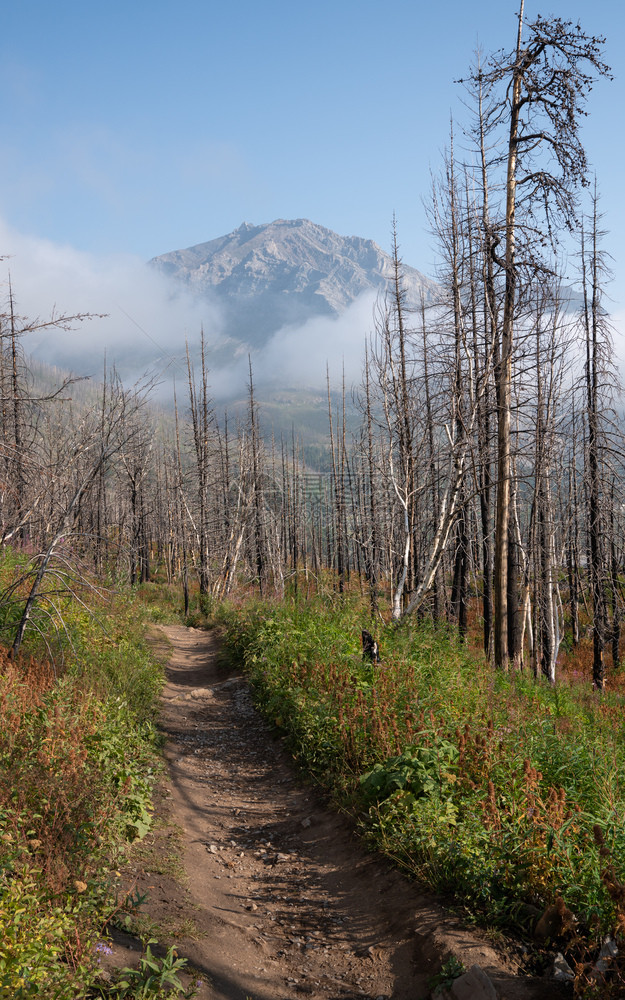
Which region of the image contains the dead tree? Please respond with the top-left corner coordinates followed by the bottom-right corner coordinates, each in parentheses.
top-left (462, 3), bottom-right (611, 668)
top-left (186, 330), bottom-right (214, 597)
top-left (8, 373), bottom-right (151, 659)
top-left (579, 197), bottom-right (621, 689)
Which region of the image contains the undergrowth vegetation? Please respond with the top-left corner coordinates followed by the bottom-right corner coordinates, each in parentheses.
top-left (0, 555), bottom-right (171, 999)
top-left (6, 545), bottom-right (625, 995)
top-left (216, 590), bottom-right (625, 986)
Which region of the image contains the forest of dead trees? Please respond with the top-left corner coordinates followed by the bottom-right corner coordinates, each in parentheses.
top-left (0, 7), bottom-right (622, 690)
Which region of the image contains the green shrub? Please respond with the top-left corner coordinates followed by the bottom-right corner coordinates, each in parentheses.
top-left (0, 556), bottom-right (166, 997)
top-left (217, 593), bottom-right (625, 948)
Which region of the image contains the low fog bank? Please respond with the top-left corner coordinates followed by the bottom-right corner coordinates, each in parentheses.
top-left (202, 291), bottom-right (377, 402)
top-left (0, 218), bottom-right (222, 388)
top-left (0, 218), bottom-right (376, 405)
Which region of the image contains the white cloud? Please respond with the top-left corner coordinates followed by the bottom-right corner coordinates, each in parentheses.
top-left (0, 217), bottom-right (223, 387)
top-left (0, 217), bottom-right (377, 405)
top-left (249, 292), bottom-right (376, 390)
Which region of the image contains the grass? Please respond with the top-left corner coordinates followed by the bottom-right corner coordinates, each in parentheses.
top-left (215, 588), bottom-right (625, 988)
top-left (127, 818), bottom-right (187, 884)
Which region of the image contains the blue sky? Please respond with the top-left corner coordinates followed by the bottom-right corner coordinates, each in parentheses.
top-left (0, 0), bottom-right (623, 364)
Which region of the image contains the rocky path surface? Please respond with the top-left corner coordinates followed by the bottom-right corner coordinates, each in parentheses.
top-left (115, 625), bottom-right (566, 1000)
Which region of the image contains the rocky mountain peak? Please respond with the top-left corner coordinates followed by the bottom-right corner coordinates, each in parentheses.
top-left (150, 219), bottom-right (437, 346)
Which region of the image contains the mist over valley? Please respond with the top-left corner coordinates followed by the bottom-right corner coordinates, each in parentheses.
top-left (4, 217), bottom-right (435, 422)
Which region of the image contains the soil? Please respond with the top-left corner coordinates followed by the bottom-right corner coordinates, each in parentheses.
top-left (102, 625), bottom-right (570, 1000)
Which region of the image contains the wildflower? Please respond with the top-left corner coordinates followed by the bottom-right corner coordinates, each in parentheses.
top-left (95, 941), bottom-right (113, 956)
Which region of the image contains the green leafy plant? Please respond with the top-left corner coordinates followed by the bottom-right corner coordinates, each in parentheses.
top-left (428, 955), bottom-right (466, 992)
top-left (109, 940), bottom-right (197, 998)
top-left (359, 742), bottom-right (459, 805)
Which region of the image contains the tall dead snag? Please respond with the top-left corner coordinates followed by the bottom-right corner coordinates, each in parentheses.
top-left (7, 282), bottom-right (25, 536)
top-left (443, 136), bottom-right (469, 637)
top-left (173, 385), bottom-right (190, 615)
top-left (215, 414), bottom-right (234, 597)
top-left (579, 197), bottom-right (621, 690)
top-left (468, 203), bottom-right (495, 653)
top-left (389, 219), bottom-right (417, 604)
top-left (374, 304), bottom-right (412, 619)
top-left (464, 3), bottom-right (611, 667)
top-left (420, 298), bottom-right (444, 622)
top-left (213, 416), bottom-right (255, 600)
top-left (529, 297), bottom-right (570, 683)
top-left (363, 343), bottom-right (380, 616)
top-left (369, 225), bottom-right (419, 620)
top-left (327, 366), bottom-right (346, 594)
top-left (565, 396), bottom-right (582, 651)
top-left (186, 330), bottom-right (214, 597)
top-left (245, 359), bottom-right (283, 597)
top-left (474, 63), bottom-right (500, 656)
top-left (247, 358), bottom-right (265, 594)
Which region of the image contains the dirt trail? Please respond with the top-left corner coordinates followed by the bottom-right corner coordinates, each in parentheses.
top-left (111, 625), bottom-right (565, 1000)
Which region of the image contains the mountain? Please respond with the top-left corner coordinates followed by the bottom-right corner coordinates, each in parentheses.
top-left (150, 218), bottom-right (437, 346)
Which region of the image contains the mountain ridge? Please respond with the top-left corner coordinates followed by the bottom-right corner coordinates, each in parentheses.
top-left (150, 218), bottom-right (437, 345)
